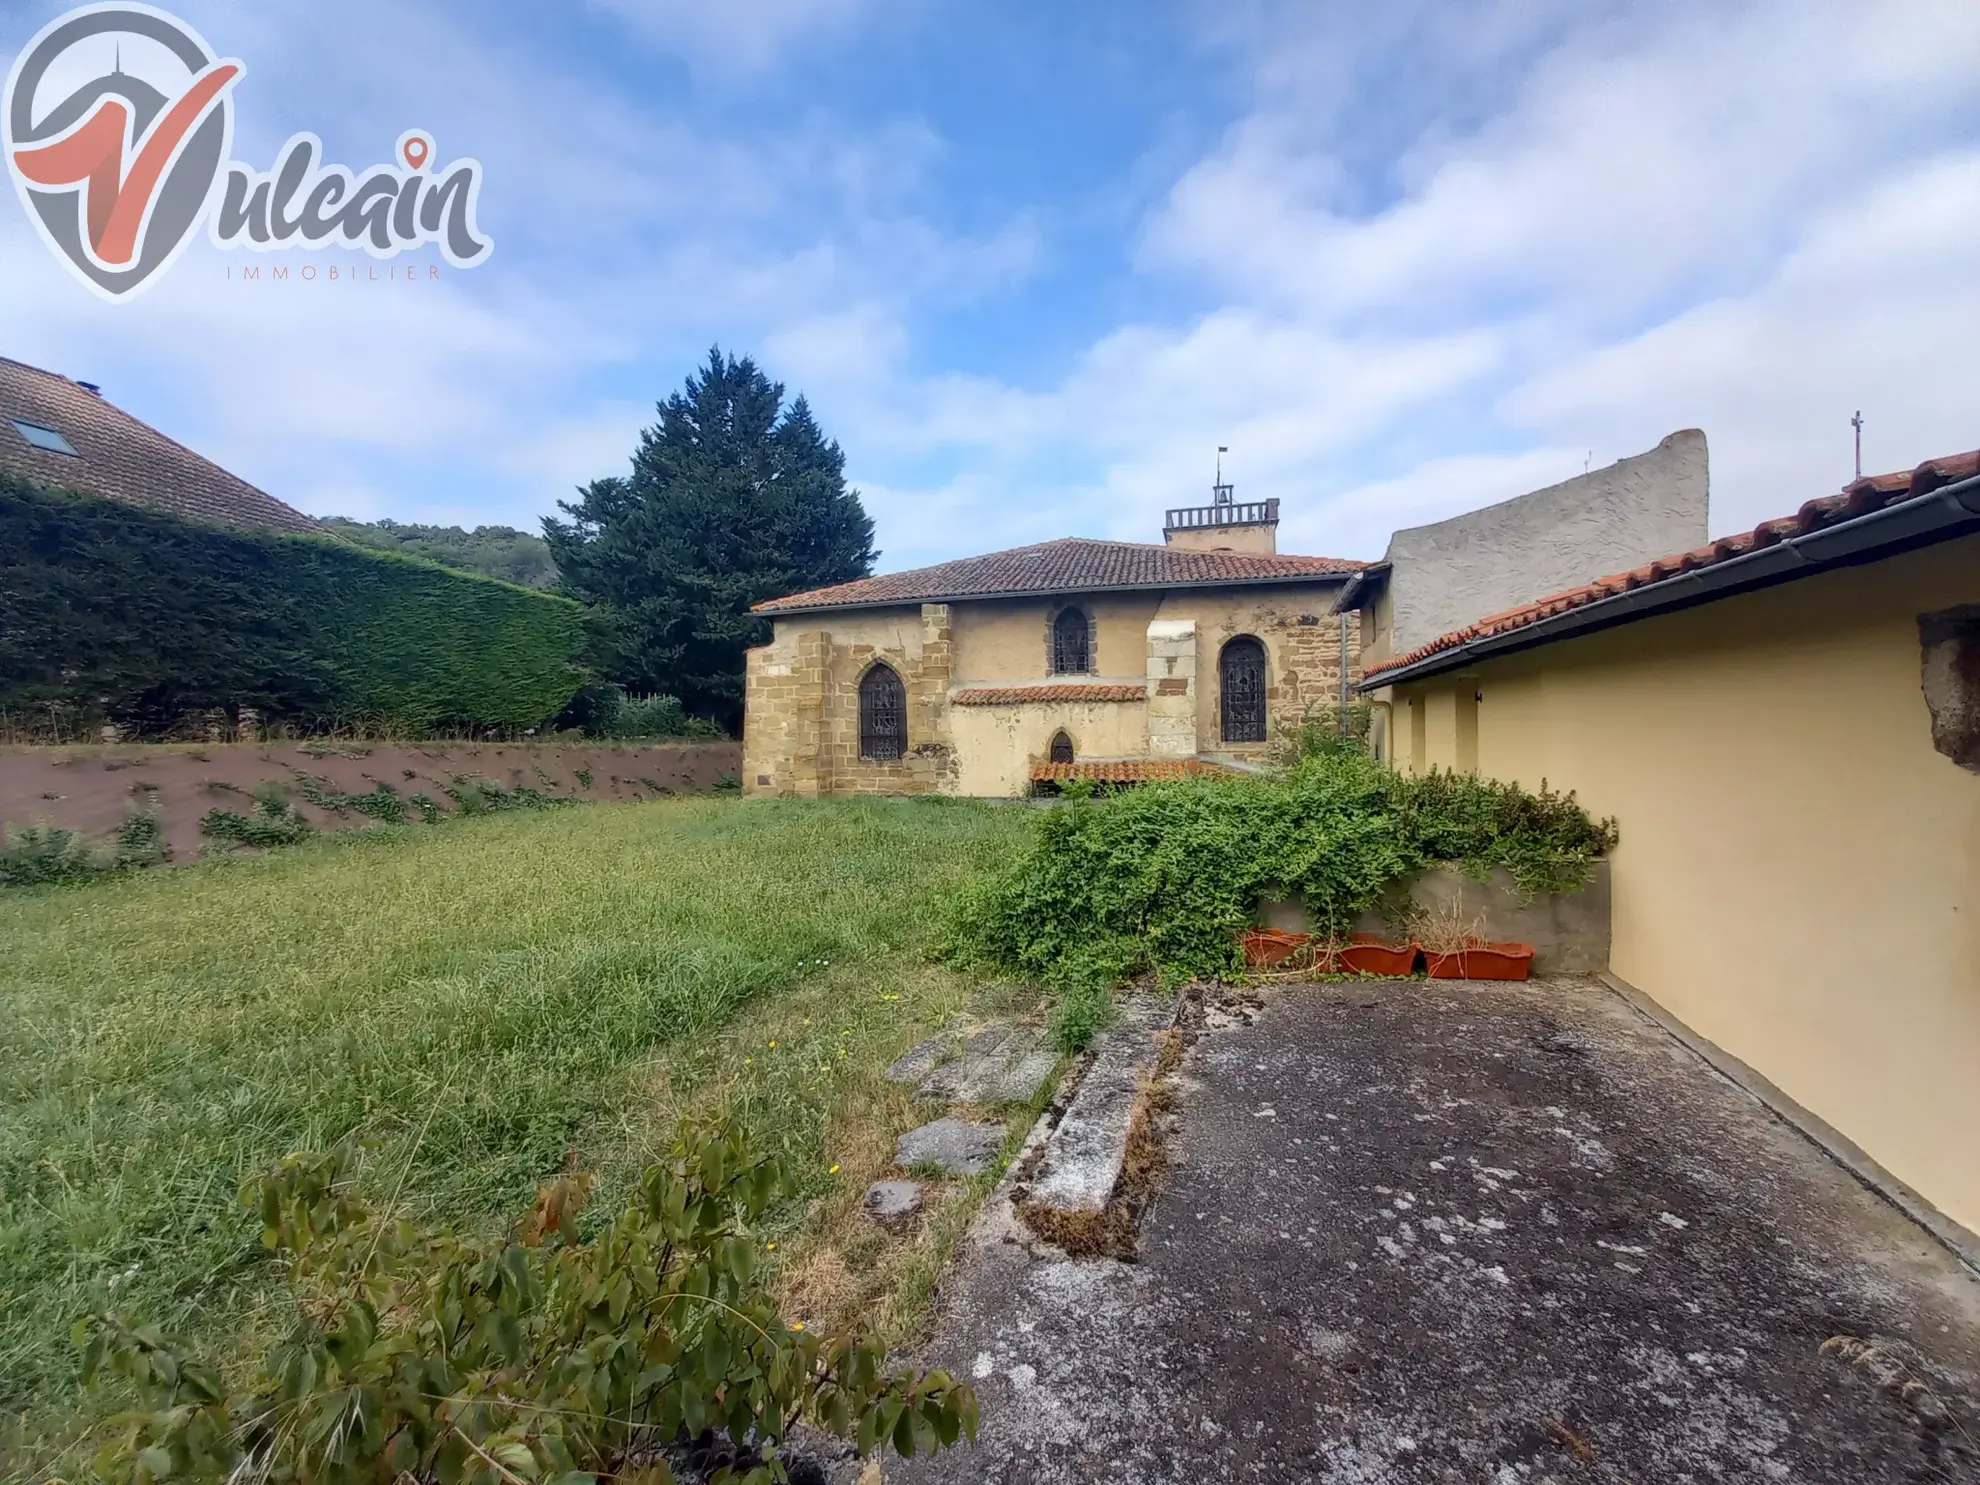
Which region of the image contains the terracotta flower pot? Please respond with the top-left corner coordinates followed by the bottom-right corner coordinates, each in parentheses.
top-left (1423, 939), bottom-right (1535, 981)
top-left (1242, 928), bottom-right (1309, 969)
top-left (1337, 934), bottom-right (1419, 977)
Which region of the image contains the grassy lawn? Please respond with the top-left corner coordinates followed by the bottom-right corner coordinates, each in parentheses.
top-left (0, 795), bottom-right (1034, 1475)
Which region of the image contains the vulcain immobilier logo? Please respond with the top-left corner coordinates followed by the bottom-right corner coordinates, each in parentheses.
top-left (3, 3), bottom-right (492, 301)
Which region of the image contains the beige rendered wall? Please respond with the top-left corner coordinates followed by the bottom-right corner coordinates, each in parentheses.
top-left (949, 700), bottom-right (1150, 795)
top-left (1388, 535), bottom-right (1980, 1233)
top-left (1162, 522), bottom-right (1277, 554)
top-left (950, 596), bottom-right (1160, 685)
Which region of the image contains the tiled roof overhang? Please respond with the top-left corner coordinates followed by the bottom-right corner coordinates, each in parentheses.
top-left (952, 684), bottom-right (1146, 706)
top-left (1360, 454), bottom-right (1980, 690)
top-left (1029, 758), bottom-right (1233, 783)
top-left (755, 538), bottom-right (1362, 616)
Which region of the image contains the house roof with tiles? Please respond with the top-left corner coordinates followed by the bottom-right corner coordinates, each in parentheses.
top-left (1361, 448), bottom-right (1980, 688)
top-left (756, 537), bottom-right (1364, 615)
top-left (0, 356), bottom-right (323, 534)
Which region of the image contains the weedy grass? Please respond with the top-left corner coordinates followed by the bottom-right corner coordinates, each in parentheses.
top-left (0, 794), bottom-right (1028, 1476)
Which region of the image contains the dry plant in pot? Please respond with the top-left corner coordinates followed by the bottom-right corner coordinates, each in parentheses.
top-left (1411, 893), bottom-right (1535, 981)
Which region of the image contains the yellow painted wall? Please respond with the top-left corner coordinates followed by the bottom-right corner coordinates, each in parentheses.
top-left (1388, 535), bottom-right (1980, 1232)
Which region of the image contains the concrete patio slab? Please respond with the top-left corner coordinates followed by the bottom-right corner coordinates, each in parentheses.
top-left (890, 977), bottom-right (1980, 1484)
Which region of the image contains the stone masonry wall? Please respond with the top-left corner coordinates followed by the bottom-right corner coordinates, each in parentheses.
top-left (744, 605), bottom-right (956, 796)
top-left (745, 580), bottom-right (1364, 794)
top-left (1145, 620), bottom-right (1198, 756)
top-left (1160, 589), bottom-right (1365, 757)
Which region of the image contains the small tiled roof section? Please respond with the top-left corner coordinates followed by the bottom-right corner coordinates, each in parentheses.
top-left (756, 537), bottom-right (1363, 614)
top-left (1363, 448), bottom-right (1980, 683)
top-left (0, 355), bottom-right (322, 534)
top-left (1029, 758), bottom-right (1232, 783)
top-left (952, 683), bottom-right (1146, 706)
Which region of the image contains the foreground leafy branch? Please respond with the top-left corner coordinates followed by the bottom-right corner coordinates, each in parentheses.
top-left (77, 1121), bottom-right (975, 1484)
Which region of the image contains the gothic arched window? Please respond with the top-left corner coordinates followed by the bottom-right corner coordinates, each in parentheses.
top-left (1049, 729), bottom-right (1075, 763)
top-left (858, 664), bottom-right (907, 760)
top-left (1050, 607), bottom-right (1092, 674)
top-left (1220, 636), bottom-right (1268, 743)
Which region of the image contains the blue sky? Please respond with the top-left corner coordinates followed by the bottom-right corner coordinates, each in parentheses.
top-left (3, 0), bottom-right (1977, 571)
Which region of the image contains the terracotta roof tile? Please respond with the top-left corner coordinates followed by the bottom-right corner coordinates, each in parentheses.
top-left (756, 537), bottom-right (1363, 614)
top-left (952, 684), bottom-right (1146, 706)
top-left (1363, 448), bottom-right (1980, 684)
top-left (0, 356), bottom-right (322, 534)
top-left (1029, 758), bottom-right (1232, 783)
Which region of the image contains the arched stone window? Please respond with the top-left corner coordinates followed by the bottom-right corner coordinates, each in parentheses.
top-left (858, 664), bottom-right (907, 760)
top-left (1050, 606), bottom-right (1093, 674)
top-left (1220, 636), bottom-right (1268, 743)
top-left (1049, 729), bottom-right (1075, 763)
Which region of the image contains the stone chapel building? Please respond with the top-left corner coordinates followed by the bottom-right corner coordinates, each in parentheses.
top-left (742, 489), bottom-right (1367, 796)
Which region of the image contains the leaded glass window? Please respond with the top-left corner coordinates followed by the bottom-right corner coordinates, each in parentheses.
top-left (859, 664), bottom-right (906, 759)
top-left (1220, 636), bottom-right (1267, 743)
top-left (1050, 607), bottom-right (1092, 674)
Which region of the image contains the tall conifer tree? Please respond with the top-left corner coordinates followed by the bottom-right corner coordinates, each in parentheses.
top-left (545, 348), bottom-right (877, 729)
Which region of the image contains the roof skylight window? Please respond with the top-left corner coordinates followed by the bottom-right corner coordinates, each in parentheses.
top-left (11, 419), bottom-right (76, 455)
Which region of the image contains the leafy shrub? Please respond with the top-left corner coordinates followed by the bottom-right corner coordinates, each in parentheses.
top-left (947, 754), bottom-right (1615, 992)
top-left (443, 776), bottom-right (571, 815)
top-left (77, 1120), bottom-right (974, 1485)
top-left (200, 785), bottom-right (315, 850)
top-left (1273, 702), bottom-right (1373, 764)
top-left (1, 807), bottom-right (167, 886)
top-left (1388, 768), bottom-right (1617, 899)
top-left (111, 809), bottom-right (167, 869)
top-left (0, 824), bottom-right (102, 886)
top-left (1048, 976), bottom-right (1119, 1054)
top-left (295, 774), bottom-right (411, 823)
top-left (558, 683), bottom-right (726, 740)
top-left (0, 476), bottom-right (584, 736)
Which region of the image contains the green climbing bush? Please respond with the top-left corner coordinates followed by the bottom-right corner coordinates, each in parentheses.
top-left (1387, 766), bottom-right (1618, 900)
top-left (76, 1118), bottom-right (974, 1485)
top-left (946, 753), bottom-right (1615, 996)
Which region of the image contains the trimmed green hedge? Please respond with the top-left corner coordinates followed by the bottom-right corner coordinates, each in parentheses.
top-left (0, 477), bottom-right (585, 734)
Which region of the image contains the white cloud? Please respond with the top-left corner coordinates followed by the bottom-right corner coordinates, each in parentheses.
top-left (4, 0), bottom-right (1974, 573)
top-left (586, 0), bottom-right (881, 75)
top-left (836, 0), bottom-right (1980, 566)
top-left (1505, 149), bottom-right (1980, 535)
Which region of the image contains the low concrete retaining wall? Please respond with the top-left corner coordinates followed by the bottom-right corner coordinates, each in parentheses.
top-left (0, 739), bottom-right (742, 862)
top-left (1260, 861), bottom-right (1611, 975)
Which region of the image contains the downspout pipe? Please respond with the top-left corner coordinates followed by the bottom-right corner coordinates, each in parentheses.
top-left (1338, 614), bottom-right (1350, 723)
